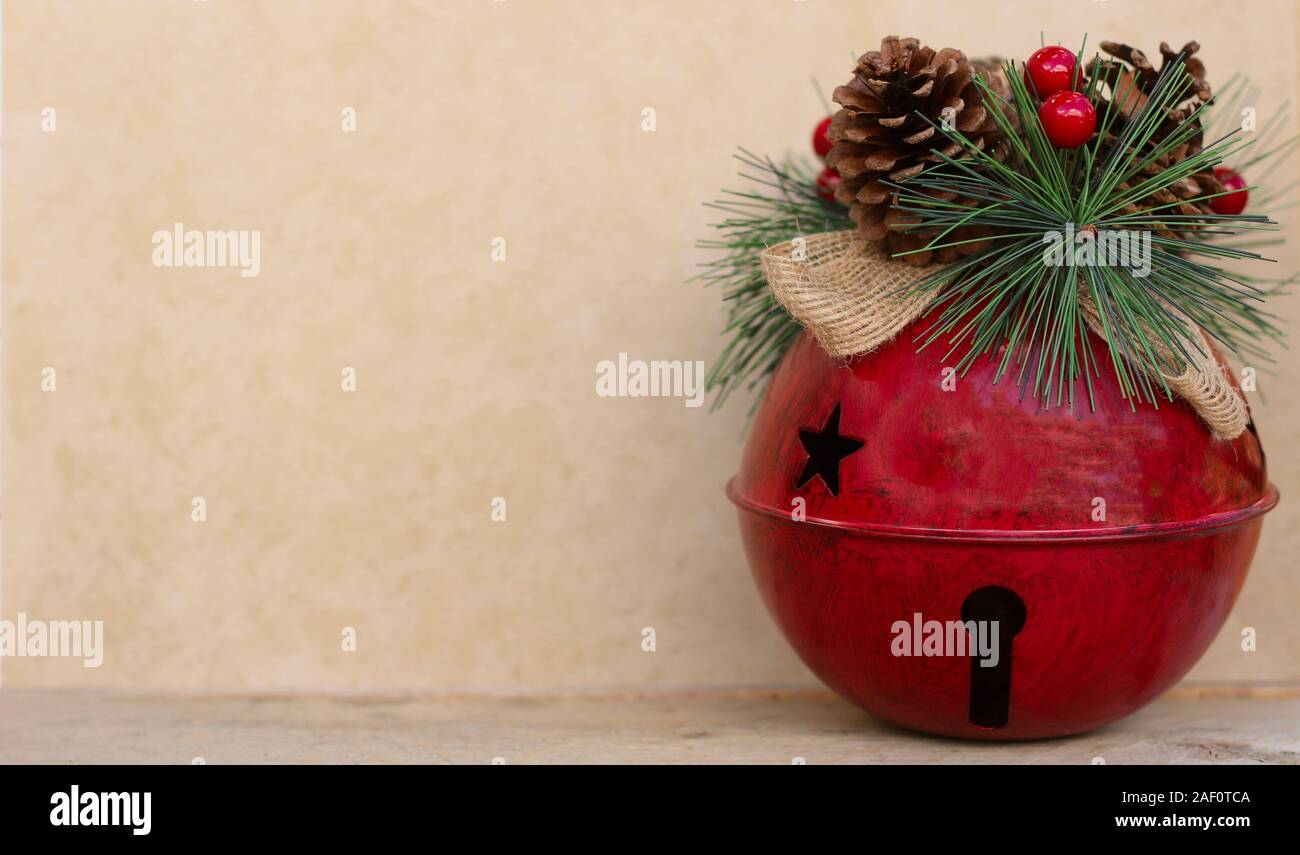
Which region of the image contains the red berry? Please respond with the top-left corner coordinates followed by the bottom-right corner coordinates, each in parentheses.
top-left (1038, 91), bottom-right (1096, 149)
top-left (816, 166), bottom-right (841, 201)
top-left (1024, 46), bottom-right (1079, 98)
top-left (813, 116), bottom-right (834, 159)
top-left (1210, 166), bottom-right (1249, 215)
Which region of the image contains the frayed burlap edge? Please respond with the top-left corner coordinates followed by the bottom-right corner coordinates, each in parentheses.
top-left (760, 230), bottom-right (1249, 440)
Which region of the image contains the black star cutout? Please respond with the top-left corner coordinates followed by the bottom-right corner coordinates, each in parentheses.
top-left (795, 403), bottom-right (864, 496)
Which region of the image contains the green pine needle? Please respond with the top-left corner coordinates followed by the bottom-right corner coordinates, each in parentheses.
top-left (694, 150), bottom-right (852, 411)
top-left (698, 50), bottom-right (1295, 416)
top-left (892, 49), bottom-right (1286, 410)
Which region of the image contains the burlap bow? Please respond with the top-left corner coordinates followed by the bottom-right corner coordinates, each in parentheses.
top-left (760, 230), bottom-right (1248, 439)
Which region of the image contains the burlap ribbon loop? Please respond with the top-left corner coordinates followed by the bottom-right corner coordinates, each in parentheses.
top-left (760, 230), bottom-right (1249, 439)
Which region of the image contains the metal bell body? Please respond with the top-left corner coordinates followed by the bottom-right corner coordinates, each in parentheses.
top-left (729, 325), bottom-right (1275, 739)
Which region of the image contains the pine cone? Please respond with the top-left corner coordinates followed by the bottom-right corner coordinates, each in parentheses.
top-left (1094, 40), bottom-right (1211, 118)
top-left (1089, 41), bottom-right (1220, 233)
top-left (828, 36), bottom-right (1010, 264)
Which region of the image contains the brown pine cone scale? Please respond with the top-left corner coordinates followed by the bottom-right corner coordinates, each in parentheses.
top-left (1088, 40), bottom-right (1219, 235)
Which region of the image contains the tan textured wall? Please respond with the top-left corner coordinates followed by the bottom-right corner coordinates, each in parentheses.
top-left (3, 0), bottom-right (1298, 690)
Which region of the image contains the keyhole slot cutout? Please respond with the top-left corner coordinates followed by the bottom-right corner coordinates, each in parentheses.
top-left (960, 586), bottom-right (1027, 729)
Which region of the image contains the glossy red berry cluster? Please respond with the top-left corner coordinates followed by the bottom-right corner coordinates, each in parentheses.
top-left (1025, 46), bottom-right (1096, 150)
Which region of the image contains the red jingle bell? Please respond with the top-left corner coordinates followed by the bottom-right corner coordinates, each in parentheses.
top-left (728, 315), bottom-right (1274, 740)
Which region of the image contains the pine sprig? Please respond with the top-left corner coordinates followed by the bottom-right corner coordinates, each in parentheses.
top-left (891, 49), bottom-right (1285, 410)
top-left (698, 48), bottom-right (1296, 415)
top-left (695, 150), bottom-right (852, 411)
top-left (1196, 73), bottom-right (1300, 328)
